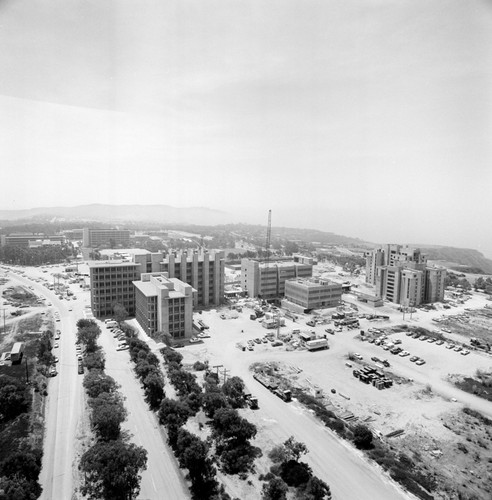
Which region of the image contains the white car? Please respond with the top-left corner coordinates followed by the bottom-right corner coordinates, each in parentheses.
top-left (399, 351), bottom-right (410, 357)
top-left (460, 350), bottom-right (470, 356)
top-left (54, 342), bottom-right (59, 348)
top-left (353, 353), bottom-right (363, 360)
top-left (116, 345), bottom-right (129, 351)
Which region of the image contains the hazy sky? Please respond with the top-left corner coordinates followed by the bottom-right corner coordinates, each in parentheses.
top-left (1, 1), bottom-right (491, 255)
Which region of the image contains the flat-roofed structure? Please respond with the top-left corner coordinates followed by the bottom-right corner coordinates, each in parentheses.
top-left (89, 261), bottom-right (140, 317)
top-left (159, 250), bottom-right (225, 308)
top-left (1, 234), bottom-right (65, 248)
top-left (367, 244), bottom-right (446, 306)
top-left (134, 273), bottom-right (194, 339)
top-left (284, 278), bottom-right (343, 310)
top-left (241, 259), bottom-right (313, 299)
top-left (82, 228), bottom-right (131, 248)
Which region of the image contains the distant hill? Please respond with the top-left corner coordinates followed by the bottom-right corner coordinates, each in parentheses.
top-left (0, 204), bottom-right (232, 226)
top-left (419, 246), bottom-right (492, 275)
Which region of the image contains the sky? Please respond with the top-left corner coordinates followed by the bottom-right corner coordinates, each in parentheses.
top-left (0, 0), bottom-right (491, 256)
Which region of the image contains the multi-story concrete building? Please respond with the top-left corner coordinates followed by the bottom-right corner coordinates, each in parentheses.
top-left (133, 273), bottom-right (194, 339)
top-left (159, 250), bottom-right (225, 308)
top-left (367, 244), bottom-right (446, 306)
top-left (88, 250), bottom-right (224, 318)
top-left (89, 262), bottom-right (140, 317)
top-left (0, 234), bottom-right (65, 248)
top-left (284, 278), bottom-right (343, 311)
top-left (241, 259), bottom-right (313, 299)
top-left (82, 228), bottom-right (131, 248)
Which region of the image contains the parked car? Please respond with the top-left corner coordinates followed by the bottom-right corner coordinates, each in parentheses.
top-left (353, 353), bottom-right (363, 360)
top-left (416, 359), bottom-right (426, 366)
top-left (435, 340), bottom-right (444, 345)
top-left (410, 356), bottom-right (419, 362)
top-left (460, 350), bottom-right (470, 356)
top-left (116, 345), bottom-right (129, 351)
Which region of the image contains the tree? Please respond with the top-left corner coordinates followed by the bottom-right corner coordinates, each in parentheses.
top-left (0, 475), bottom-right (41, 500)
top-left (284, 436), bottom-right (308, 462)
top-left (113, 303), bottom-right (128, 323)
top-left (299, 476), bottom-right (332, 500)
top-left (0, 375), bottom-right (30, 421)
top-left (160, 347), bottom-right (183, 366)
top-left (0, 448), bottom-right (42, 482)
top-left (83, 351), bottom-right (106, 371)
top-left (158, 398), bottom-right (191, 428)
top-left (262, 477), bottom-right (288, 500)
top-left (83, 371), bottom-right (118, 399)
top-left (219, 443), bottom-right (262, 474)
top-left (221, 376), bottom-right (246, 409)
top-left (352, 424), bottom-right (373, 449)
top-left (143, 372), bottom-right (165, 411)
top-left (77, 321), bottom-right (101, 353)
top-left (202, 391), bottom-right (229, 418)
top-left (211, 408), bottom-right (257, 445)
top-left (36, 331), bottom-right (55, 366)
top-left (175, 429), bottom-right (218, 499)
top-left (280, 460), bottom-right (312, 487)
top-left (89, 394), bottom-right (127, 441)
top-left (80, 439), bottom-right (147, 500)
top-left (268, 444), bottom-right (291, 465)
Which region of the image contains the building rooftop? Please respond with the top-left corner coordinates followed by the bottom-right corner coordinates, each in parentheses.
top-left (133, 280), bottom-right (157, 297)
top-left (89, 261), bottom-right (140, 268)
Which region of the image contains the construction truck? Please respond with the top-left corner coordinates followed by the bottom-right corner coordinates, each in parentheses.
top-left (243, 387), bottom-right (259, 409)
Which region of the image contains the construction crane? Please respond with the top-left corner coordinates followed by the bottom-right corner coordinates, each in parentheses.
top-left (265, 209), bottom-right (272, 267)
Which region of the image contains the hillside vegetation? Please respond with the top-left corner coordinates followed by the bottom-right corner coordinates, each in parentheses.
top-left (421, 246), bottom-right (492, 275)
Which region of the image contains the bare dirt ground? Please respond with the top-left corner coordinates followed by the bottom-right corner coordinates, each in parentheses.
top-left (176, 263), bottom-right (492, 499)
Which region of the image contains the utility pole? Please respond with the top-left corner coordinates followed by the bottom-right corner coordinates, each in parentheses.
top-left (212, 364), bottom-right (223, 377)
top-left (25, 356), bottom-right (29, 384)
top-left (221, 368), bottom-right (230, 384)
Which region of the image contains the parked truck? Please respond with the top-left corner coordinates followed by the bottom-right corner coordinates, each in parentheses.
top-left (243, 386), bottom-right (259, 409)
top-left (10, 342), bottom-right (24, 364)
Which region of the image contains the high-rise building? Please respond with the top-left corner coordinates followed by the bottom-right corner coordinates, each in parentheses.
top-left (241, 259), bottom-right (313, 299)
top-left (89, 262), bottom-right (140, 317)
top-left (159, 250), bottom-right (225, 308)
top-left (133, 273), bottom-right (194, 339)
top-left (82, 228), bottom-right (131, 248)
top-left (367, 245), bottom-right (446, 306)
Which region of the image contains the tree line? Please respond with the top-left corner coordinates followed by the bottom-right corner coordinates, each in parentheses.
top-left (76, 319), bottom-right (148, 500)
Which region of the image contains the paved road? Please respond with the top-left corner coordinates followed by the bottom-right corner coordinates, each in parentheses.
top-left (7, 270), bottom-right (83, 500)
top-left (99, 323), bottom-right (190, 500)
top-left (191, 311), bottom-right (414, 500)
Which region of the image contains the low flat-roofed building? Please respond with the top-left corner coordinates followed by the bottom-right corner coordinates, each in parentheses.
top-left (1, 234), bottom-right (65, 248)
top-left (284, 278), bottom-right (343, 311)
top-left (134, 273), bottom-right (194, 339)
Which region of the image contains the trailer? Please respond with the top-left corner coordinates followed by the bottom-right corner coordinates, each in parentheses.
top-left (10, 342), bottom-right (24, 363)
top-left (305, 338), bottom-right (328, 351)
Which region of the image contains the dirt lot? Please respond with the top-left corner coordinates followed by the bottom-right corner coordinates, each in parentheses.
top-left (175, 275), bottom-right (492, 499)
